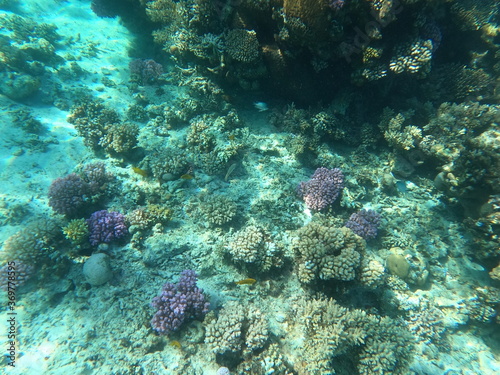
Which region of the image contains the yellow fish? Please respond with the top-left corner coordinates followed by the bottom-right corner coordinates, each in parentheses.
top-left (170, 340), bottom-right (182, 349)
top-left (235, 278), bottom-right (256, 285)
top-left (180, 174), bottom-right (193, 180)
top-left (132, 166), bottom-right (148, 177)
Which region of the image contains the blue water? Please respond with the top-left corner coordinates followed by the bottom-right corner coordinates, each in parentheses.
top-left (1, 1), bottom-right (499, 374)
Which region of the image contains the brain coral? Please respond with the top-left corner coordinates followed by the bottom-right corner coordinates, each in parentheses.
top-left (294, 222), bottom-right (365, 284)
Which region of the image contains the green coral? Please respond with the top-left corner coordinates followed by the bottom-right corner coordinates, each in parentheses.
top-left (62, 219), bottom-right (89, 245)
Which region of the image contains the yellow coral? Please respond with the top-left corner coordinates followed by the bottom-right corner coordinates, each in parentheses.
top-left (63, 219), bottom-right (89, 244)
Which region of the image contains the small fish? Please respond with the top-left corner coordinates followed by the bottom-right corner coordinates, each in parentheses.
top-left (253, 101), bottom-right (269, 112)
top-left (180, 174), bottom-right (194, 180)
top-left (132, 166), bottom-right (148, 177)
top-left (170, 340), bottom-right (182, 349)
top-left (235, 278), bottom-right (257, 285)
top-left (228, 134), bottom-right (236, 141)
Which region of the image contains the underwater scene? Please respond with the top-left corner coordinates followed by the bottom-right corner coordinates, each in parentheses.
top-left (1, 0), bottom-right (500, 374)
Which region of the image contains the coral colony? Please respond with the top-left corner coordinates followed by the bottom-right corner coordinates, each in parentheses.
top-left (297, 167), bottom-right (345, 211)
top-left (151, 270), bottom-right (210, 335)
top-left (345, 209), bottom-right (381, 240)
top-left (1, 1), bottom-right (500, 374)
top-left (86, 210), bottom-right (128, 246)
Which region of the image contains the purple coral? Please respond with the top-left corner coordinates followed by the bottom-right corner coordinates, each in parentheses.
top-left (48, 163), bottom-right (112, 217)
top-left (345, 209), bottom-right (381, 240)
top-left (87, 210), bottom-right (128, 246)
top-left (129, 59), bottom-right (163, 85)
top-left (48, 173), bottom-right (91, 217)
top-left (151, 270), bottom-right (210, 335)
top-left (0, 261), bottom-right (34, 291)
top-left (297, 167), bottom-right (345, 211)
top-left (81, 162), bottom-right (113, 196)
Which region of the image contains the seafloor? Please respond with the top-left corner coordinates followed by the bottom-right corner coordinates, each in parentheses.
top-left (1, 1), bottom-right (499, 374)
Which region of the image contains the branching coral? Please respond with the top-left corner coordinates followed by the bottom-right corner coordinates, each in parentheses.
top-left (62, 218), bottom-right (89, 245)
top-left (68, 99), bottom-right (138, 156)
top-left (292, 298), bottom-right (414, 375)
top-left (0, 219), bottom-right (65, 269)
top-left (86, 210), bottom-right (128, 246)
top-left (297, 167), bottom-right (345, 211)
top-left (205, 301), bottom-right (269, 356)
top-left (151, 270), bottom-right (209, 335)
top-left (294, 222), bottom-right (365, 284)
top-left (226, 225), bottom-right (284, 273)
top-left (48, 162), bottom-right (112, 217)
top-left (195, 193), bottom-right (238, 227)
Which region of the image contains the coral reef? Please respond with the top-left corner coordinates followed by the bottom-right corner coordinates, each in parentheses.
top-left (291, 298), bottom-right (414, 375)
top-left (297, 167), bottom-right (345, 211)
top-left (3, 1), bottom-right (500, 373)
top-left (205, 300), bottom-right (269, 361)
top-left (226, 225), bottom-right (284, 273)
top-left (150, 270), bottom-right (210, 335)
top-left (294, 222), bottom-right (365, 284)
top-left (86, 210), bottom-right (128, 246)
top-left (48, 162), bottom-right (112, 217)
top-left (345, 209), bottom-right (381, 240)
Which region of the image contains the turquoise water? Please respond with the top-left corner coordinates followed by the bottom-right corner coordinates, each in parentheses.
top-left (1, 1), bottom-right (499, 374)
